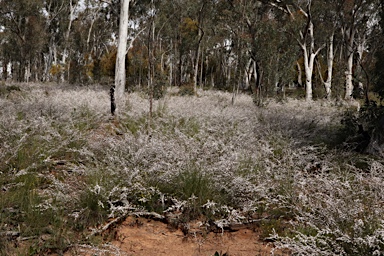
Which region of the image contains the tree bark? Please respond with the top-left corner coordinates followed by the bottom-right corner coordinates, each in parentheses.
top-left (345, 51), bottom-right (354, 100)
top-left (193, 35), bottom-right (201, 95)
top-left (296, 61), bottom-right (302, 87)
top-left (61, 0), bottom-right (76, 82)
top-left (113, 0), bottom-right (130, 117)
top-left (300, 18), bottom-right (323, 101)
top-left (303, 46), bottom-right (313, 101)
top-left (324, 33), bottom-right (334, 99)
top-left (345, 26), bottom-right (356, 100)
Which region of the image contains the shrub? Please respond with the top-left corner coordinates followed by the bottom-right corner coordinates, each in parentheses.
top-left (1, 84), bottom-right (384, 255)
top-left (179, 83), bottom-right (195, 96)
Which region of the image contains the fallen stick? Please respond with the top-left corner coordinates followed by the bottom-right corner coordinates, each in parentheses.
top-left (86, 211), bottom-right (165, 239)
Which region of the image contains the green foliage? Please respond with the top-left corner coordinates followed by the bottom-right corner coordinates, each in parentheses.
top-left (0, 84), bottom-right (21, 98)
top-left (373, 2), bottom-right (384, 99)
top-left (142, 75), bottom-right (168, 100)
top-left (76, 185), bottom-right (109, 230)
top-left (118, 114), bottom-right (147, 135)
top-left (100, 47), bottom-right (117, 78)
top-left (74, 169), bottom-right (116, 231)
top-left (337, 102), bottom-right (384, 153)
top-left (0, 171), bottom-right (71, 254)
top-left (180, 17), bottom-right (199, 40)
top-left (155, 165), bottom-right (229, 220)
top-left (178, 83), bottom-right (195, 96)
top-left (259, 218), bottom-right (292, 240)
top-left (178, 117), bottom-right (200, 137)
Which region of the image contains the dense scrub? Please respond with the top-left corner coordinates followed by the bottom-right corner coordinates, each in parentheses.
top-left (0, 83), bottom-right (384, 255)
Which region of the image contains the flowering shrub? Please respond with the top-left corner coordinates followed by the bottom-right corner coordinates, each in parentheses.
top-left (0, 83), bottom-right (383, 254)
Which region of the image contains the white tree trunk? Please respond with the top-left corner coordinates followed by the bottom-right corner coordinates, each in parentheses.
top-left (345, 51), bottom-right (354, 100)
top-left (344, 27), bottom-right (355, 100)
top-left (324, 33), bottom-right (334, 99)
top-left (61, 0), bottom-right (76, 82)
top-left (356, 37), bottom-right (366, 95)
top-left (113, 0), bottom-right (130, 117)
top-left (300, 20), bottom-right (323, 101)
top-left (296, 61), bottom-right (302, 86)
top-left (303, 47), bottom-right (314, 101)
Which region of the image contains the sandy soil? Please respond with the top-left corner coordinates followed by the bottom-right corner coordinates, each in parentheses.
top-left (67, 217), bottom-right (289, 256)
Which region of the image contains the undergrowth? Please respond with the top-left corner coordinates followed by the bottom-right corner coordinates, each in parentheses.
top-left (0, 83), bottom-right (383, 255)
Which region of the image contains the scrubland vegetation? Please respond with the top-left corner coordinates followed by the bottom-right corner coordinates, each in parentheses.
top-left (1, 83), bottom-right (384, 255)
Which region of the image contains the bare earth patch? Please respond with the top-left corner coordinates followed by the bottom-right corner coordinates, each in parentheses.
top-left (115, 217), bottom-right (273, 255)
top-left (66, 217), bottom-right (288, 256)
top-left (65, 217), bottom-right (289, 256)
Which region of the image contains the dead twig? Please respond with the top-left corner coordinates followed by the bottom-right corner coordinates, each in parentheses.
top-left (86, 211), bottom-right (165, 239)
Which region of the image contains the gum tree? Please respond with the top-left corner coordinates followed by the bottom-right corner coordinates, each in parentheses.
top-left (315, 0), bottom-right (341, 99)
top-left (340, 0), bottom-right (381, 100)
top-left (112, 0), bottom-right (130, 117)
top-left (0, 0), bottom-right (46, 82)
top-left (293, 0), bottom-right (325, 101)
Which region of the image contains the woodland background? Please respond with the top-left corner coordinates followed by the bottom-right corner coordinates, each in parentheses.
top-left (1, 0), bottom-right (384, 102)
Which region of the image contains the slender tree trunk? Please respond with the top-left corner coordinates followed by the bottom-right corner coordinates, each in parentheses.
top-left (193, 45), bottom-right (200, 94)
top-left (300, 20), bottom-right (323, 101)
top-left (148, 3), bottom-right (155, 120)
top-left (345, 51), bottom-right (354, 100)
top-left (2, 59), bottom-right (8, 81)
top-left (199, 51), bottom-right (204, 88)
top-left (193, 8), bottom-right (205, 94)
top-left (303, 46), bottom-right (315, 101)
top-left (345, 27), bottom-right (355, 100)
top-left (113, 0), bottom-right (130, 117)
top-left (356, 37), bottom-right (366, 97)
top-left (25, 61), bottom-right (30, 83)
top-left (61, 0), bottom-right (76, 82)
top-left (169, 55), bottom-right (173, 86)
top-left (176, 25), bottom-right (182, 86)
top-left (324, 33), bottom-right (334, 99)
top-left (296, 61), bottom-right (302, 87)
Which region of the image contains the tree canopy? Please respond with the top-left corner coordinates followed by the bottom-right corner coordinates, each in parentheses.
top-left (0, 0), bottom-right (383, 101)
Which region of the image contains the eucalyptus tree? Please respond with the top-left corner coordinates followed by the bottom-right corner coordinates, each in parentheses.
top-left (252, 2), bottom-right (299, 99)
top-left (67, 0), bottom-right (116, 83)
top-left (0, 0), bottom-right (46, 82)
top-left (147, 0), bottom-right (212, 90)
top-left (211, 0), bottom-right (253, 100)
top-left (340, 0), bottom-right (381, 100)
top-left (0, 23), bottom-right (12, 80)
top-left (275, 0), bottom-right (328, 101)
top-left (44, 0), bottom-right (67, 81)
top-left (191, 0), bottom-right (211, 94)
top-left (314, 0), bottom-right (341, 99)
top-left (218, 0), bottom-right (255, 103)
top-left (373, 1), bottom-right (384, 98)
top-left (215, 0), bottom-right (298, 102)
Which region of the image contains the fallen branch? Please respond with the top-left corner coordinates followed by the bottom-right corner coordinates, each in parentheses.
top-left (86, 216), bottom-right (124, 240)
top-left (0, 231), bottom-right (20, 237)
top-left (129, 211), bottom-right (165, 220)
top-left (86, 211), bottom-right (165, 240)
